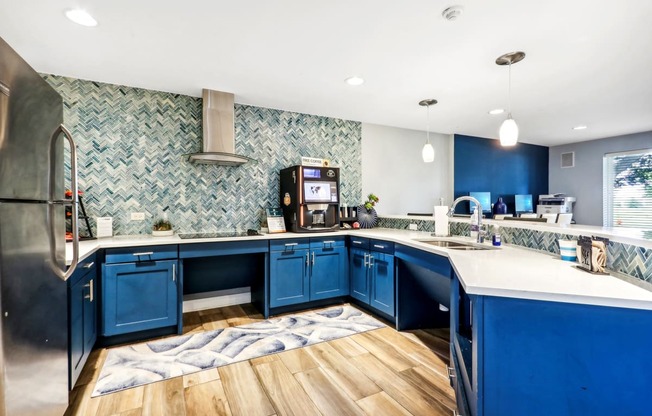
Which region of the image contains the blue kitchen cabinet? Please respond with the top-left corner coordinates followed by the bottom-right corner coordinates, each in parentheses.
top-left (349, 247), bottom-right (370, 302)
top-left (348, 237), bottom-right (395, 317)
top-left (269, 247), bottom-right (310, 307)
top-left (269, 237), bottom-right (348, 308)
top-left (369, 251), bottom-right (394, 315)
top-left (68, 254), bottom-right (97, 390)
top-left (449, 272), bottom-right (652, 416)
top-left (102, 246), bottom-right (178, 336)
top-left (310, 238), bottom-right (348, 300)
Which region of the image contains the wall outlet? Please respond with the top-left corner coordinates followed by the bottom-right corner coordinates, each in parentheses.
top-left (408, 223), bottom-right (418, 231)
top-left (130, 212), bottom-right (145, 221)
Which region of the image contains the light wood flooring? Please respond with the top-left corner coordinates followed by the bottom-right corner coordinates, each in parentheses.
top-left (66, 303), bottom-right (456, 416)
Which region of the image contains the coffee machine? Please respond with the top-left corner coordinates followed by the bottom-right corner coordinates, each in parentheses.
top-left (280, 165), bottom-right (340, 232)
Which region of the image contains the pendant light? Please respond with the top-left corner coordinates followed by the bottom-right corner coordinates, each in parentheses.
top-left (419, 99), bottom-right (437, 163)
top-left (496, 51), bottom-right (525, 146)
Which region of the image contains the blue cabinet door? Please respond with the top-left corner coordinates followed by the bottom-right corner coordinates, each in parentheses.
top-left (82, 273), bottom-right (97, 366)
top-left (349, 247), bottom-right (370, 302)
top-left (369, 251), bottom-right (395, 316)
top-left (69, 258), bottom-right (97, 390)
top-left (310, 246), bottom-right (348, 301)
top-left (102, 260), bottom-right (178, 336)
top-left (269, 250), bottom-right (310, 307)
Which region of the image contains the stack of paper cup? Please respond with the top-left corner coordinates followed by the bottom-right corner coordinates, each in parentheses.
top-left (434, 206), bottom-right (449, 237)
top-left (558, 239), bottom-right (577, 262)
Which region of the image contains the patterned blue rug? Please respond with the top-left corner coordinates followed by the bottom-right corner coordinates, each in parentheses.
top-left (92, 305), bottom-right (384, 396)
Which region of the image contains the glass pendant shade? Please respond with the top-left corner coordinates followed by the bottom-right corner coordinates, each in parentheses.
top-left (499, 115), bottom-right (518, 146)
top-left (422, 142), bottom-right (435, 163)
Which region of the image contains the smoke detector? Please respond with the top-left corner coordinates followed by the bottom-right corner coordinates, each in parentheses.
top-left (442, 6), bottom-right (464, 21)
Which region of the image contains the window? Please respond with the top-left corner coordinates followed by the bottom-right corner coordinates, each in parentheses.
top-left (603, 149), bottom-right (652, 228)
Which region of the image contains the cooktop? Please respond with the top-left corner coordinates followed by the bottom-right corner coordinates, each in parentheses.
top-left (178, 230), bottom-right (262, 239)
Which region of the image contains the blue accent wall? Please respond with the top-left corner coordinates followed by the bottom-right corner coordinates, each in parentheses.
top-left (453, 134), bottom-right (549, 214)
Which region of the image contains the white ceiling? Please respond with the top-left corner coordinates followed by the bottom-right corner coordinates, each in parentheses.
top-left (1, 0), bottom-right (651, 146)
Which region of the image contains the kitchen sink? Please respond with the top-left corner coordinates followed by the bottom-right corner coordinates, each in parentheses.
top-left (414, 239), bottom-right (494, 250)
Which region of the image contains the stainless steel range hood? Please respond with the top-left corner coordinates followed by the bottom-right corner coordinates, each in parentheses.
top-left (187, 89), bottom-right (253, 166)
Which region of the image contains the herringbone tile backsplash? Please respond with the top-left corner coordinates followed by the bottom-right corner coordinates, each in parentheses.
top-left (44, 75), bottom-right (362, 235)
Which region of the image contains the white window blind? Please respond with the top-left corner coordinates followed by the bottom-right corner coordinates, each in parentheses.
top-left (603, 148), bottom-right (652, 228)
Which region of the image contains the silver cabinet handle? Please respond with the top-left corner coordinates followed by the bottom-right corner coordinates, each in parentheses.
top-left (284, 243), bottom-right (298, 247)
top-left (132, 251), bottom-right (154, 257)
top-left (363, 253), bottom-right (369, 267)
top-left (352, 240), bottom-right (363, 245)
top-left (447, 366), bottom-right (456, 389)
top-left (447, 366), bottom-right (456, 380)
top-left (84, 279), bottom-right (94, 303)
top-left (373, 244), bottom-right (385, 249)
top-left (469, 300), bottom-right (473, 327)
top-left (172, 263), bottom-right (176, 282)
top-left (48, 124), bottom-right (79, 280)
top-left (311, 252), bottom-right (315, 266)
top-left (83, 261), bottom-right (95, 269)
top-left (368, 254), bottom-right (374, 268)
top-left (323, 240), bottom-right (335, 244)
top-left (306, 251), bottom-right (310, 266)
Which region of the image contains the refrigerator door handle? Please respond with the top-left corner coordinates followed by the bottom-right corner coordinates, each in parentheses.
top-left (48, 124), bottom-right (79, 280)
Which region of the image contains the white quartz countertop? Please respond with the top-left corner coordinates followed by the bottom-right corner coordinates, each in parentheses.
top-left (66, 228), bottom-right (652, 311)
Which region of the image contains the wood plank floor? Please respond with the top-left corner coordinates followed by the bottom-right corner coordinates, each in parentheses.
top-left (66, 304), bottom-right (455, 416)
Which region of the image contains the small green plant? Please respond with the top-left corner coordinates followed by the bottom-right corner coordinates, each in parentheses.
top-left (363, 193), bottom-right (380, 211)
top-left (153, 218), bottom-right (172, 231)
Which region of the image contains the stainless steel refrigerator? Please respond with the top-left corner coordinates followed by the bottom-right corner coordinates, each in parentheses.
top-left (0, 37), bottom-right (80, 415)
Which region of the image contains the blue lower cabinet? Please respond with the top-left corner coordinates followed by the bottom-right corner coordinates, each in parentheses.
top-left (102, 260), bottom-right (178, 336)
top-left (369, 252), bottom-right (394, 316)
top-left (349, 238), bottom-right (395, 317)
top-left (68, 255), bottom-right (97, 390)
top-left (310, 246), bottom-right (348, 300)
top-left (269, 237), bottom-right (348, 308)
top-left (269, 249), bottom-right (310, 307)
top-left (349, 247), bottom-right (370, 302)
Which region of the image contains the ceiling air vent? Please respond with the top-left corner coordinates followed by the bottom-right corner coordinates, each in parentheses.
top-left (561, 152), bottom-right (575, 168)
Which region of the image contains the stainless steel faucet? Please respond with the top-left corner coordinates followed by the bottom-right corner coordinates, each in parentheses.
top-left (449, 196), bottom-right (485, 243)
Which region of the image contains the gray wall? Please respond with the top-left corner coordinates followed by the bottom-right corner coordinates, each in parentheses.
top-left (362, 123), bottom-right (452, 215)
top-left (549, 131), bottom-right (652, 225)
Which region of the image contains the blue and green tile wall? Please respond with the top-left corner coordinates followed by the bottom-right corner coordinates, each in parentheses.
top-left (43, 75), bottom-right (362, 235)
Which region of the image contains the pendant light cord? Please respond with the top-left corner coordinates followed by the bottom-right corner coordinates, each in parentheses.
top-left (426, 104), bottom-right (431, 144)
top-left (507, 61), bottom-right (512, 116)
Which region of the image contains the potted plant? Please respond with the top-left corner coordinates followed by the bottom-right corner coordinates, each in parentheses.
top-left (152, 209), bottom-right (174, 236)
top-left (357, 193), bottom-right (380, 229)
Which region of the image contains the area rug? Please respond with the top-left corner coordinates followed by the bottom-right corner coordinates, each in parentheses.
top-left (92, 305), bottom-right (384, 396)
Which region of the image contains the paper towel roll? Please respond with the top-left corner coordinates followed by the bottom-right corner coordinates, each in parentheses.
top-left (434, 206), bottom-right (449, 237)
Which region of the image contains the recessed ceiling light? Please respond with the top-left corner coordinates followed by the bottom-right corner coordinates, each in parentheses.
top-left (65, 9), bottom-right (98, 27)
top-left (573, 125), bottom-right (588, 130)
top-left (488, 108), bottom-right (505, 115)
top-left (344, 76), bottom-right (364, 86)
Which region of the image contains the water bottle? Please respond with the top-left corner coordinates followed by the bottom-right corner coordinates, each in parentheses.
top-left (470, 208), bottom-right (479, 240)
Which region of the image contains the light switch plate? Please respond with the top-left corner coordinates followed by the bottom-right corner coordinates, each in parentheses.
top-left (408, 223), bottom-right (418, 231)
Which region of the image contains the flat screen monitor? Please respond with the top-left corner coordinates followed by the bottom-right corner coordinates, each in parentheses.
top-left (469, 192), bottom-right (491, 214)
top-left (304, 181), bottom-right (338, 203)
top-left (515, 194), bottom-right (533, 213)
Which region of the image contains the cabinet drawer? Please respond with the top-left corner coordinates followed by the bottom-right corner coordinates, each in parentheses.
top-left (349, 236), bottom-right (370, 249)
top-left (309, 236), bottom-right (345, 249)
top-left (269, 238), bottom-right (310, 252)
top-left (104, 245), bottom-right (178, 264)
top-left (370, 239), bottom-right (394, 254)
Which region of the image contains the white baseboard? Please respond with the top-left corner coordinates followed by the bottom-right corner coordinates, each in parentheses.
top-left (182, 287), bottom-right (251, 313)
